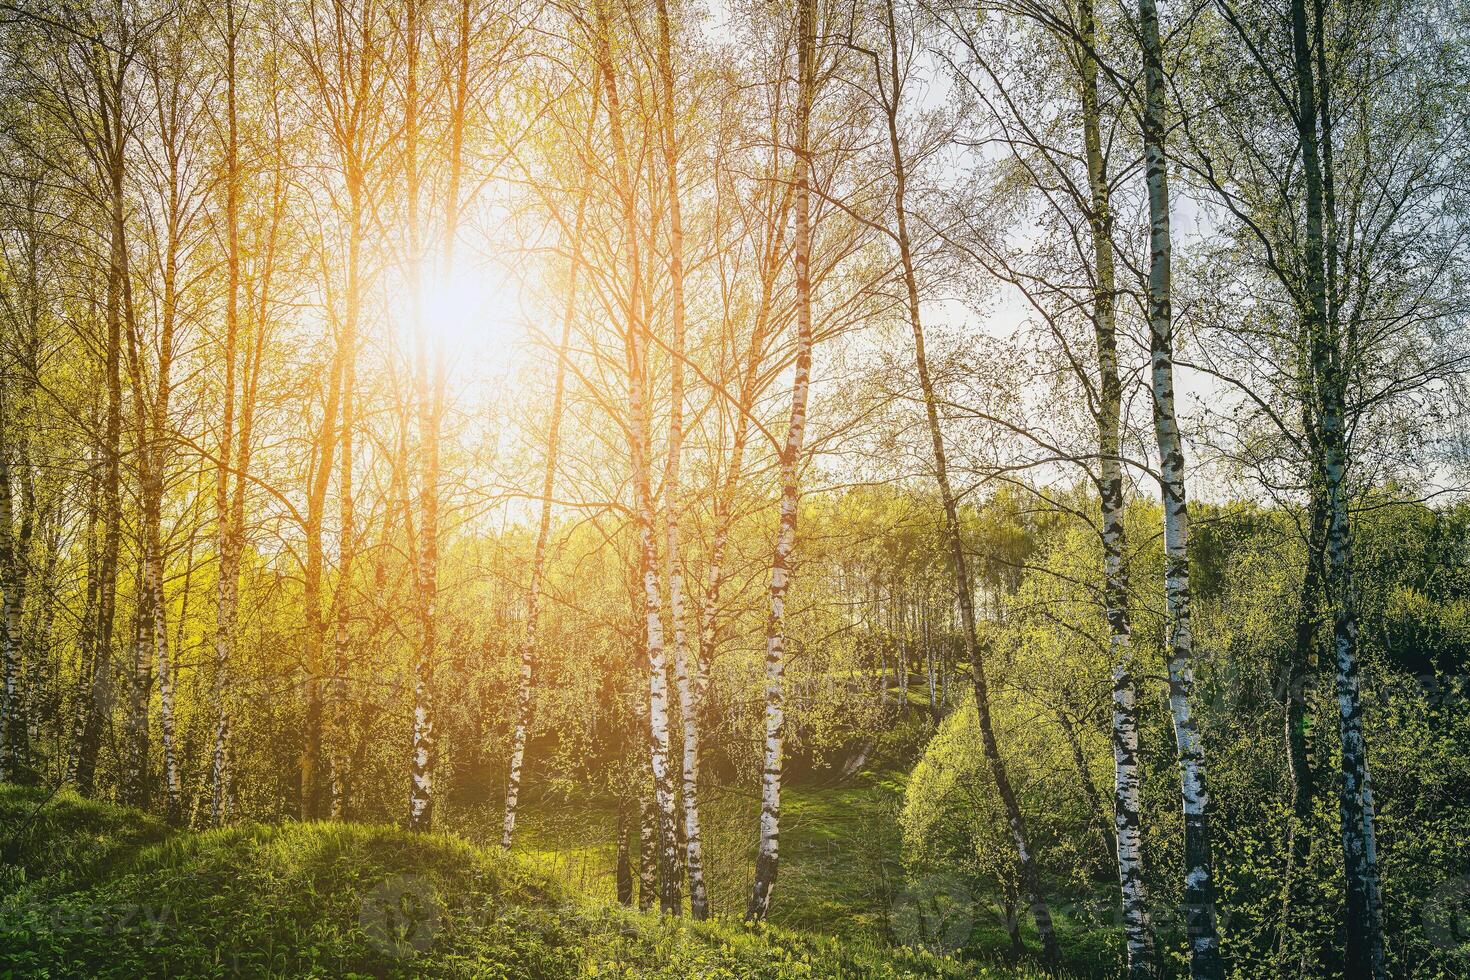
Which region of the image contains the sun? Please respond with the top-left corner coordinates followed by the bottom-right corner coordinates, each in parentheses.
top-left (413, 262), bottom-right (529, 375)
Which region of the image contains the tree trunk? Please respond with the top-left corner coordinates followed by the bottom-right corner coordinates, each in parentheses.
top-left (1280, 483), bottom-right (1326, 958)
top-left (1288, 1), bottom-right (1384, 974)
top-left (77, 85), bottom-right (130, 796)
top-left (689, 169), bottom-right (787, 916)
top-left (125, 560), bottom-right (151, 809)
top-left (594, 0), bottom-right (680, 914)
top-left (876, 0), bottom-right (1060, 963)
top-left (1058, 709), bottom-right (1117, 866)
top-left (1137, 0), bottom-right (1224, 972)
top-left (69, 440), bottom-right (101, 789)
top-left (502, 77), bottom-right (597, 852)
top-left (402, 0), bottom-right (439, 835)
top-left (747, 0), bottom-right (815, 922)
top-left (0, 441), bottom-right (22, 782)
top-left (211, 0), bottom-right (243, 827)
top-left (638, 760), bottom-right (659, 912)
top-left (147, 119), bottom-right (185, 827)
top-left (330, 204), bottom-right (358, 822)
top-left (616, 798), bottom-right (634, 906)
top-left (120, 162), bottom-right (156, 816)
top-left (1079, 0), bottom-right (1154, 971)
top-left (1, 190), bottom-right (43, 782)
top-left (302, 335), bottom-right (342, 819)
top-left (325, 121), bottom-right (367, 820)
top-left (654, 0), bottom-right (702, 919)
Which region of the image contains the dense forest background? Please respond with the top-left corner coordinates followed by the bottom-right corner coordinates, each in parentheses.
top-left (1, 0), bottom-right (1469, 977)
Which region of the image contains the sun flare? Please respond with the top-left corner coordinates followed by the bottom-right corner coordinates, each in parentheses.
top-left (402, 263), bottom-right (529, 375)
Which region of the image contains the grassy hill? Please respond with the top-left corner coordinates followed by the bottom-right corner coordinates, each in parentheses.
top-left (0, 785), bottom-right (1047, 979)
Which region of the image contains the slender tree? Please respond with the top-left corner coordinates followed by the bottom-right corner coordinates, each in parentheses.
top-left (403, 0), bottom-right (437, 834)
top-left (867, 0), bottom-right (1060, 964)
top-left (210, 0), bottom-right (245, 827)
top-left (747, 0), bottom-right (815, 922)
top-left (652, 0), bottom-right (706, 918)
top-left (1136, 0), bottom-right (1223, 972)
top-left (1070, 0), bottom-right (1156, 969)
top-left (0, 405), bottom-right (21, 781)
top-left (291, 0), bottom-right (385, 820)
top-left (69, 6), bottom-right (140, 800)
top-left (593, 0), bottom-right (681, 913)
top-left (1288, 0), bottom-right (1384, 973)
top-left (502, 74), bottom-right (598, 851)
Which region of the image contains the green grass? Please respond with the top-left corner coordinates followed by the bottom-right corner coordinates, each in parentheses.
top-left (0, 784), bottom-right (1048, 979)
top-left (467, 710), bottom-right (939, 938)
top-left (434, 708), bottom-right (1116, 976)
top-left (0, 783), bottom-right (168, 887)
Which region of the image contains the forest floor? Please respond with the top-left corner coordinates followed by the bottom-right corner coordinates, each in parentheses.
top-left (0, 782), bottom-right (1052, 978)
top-left (442, 694), bottom-right (1118, 976)
top-left (442, 697), bottom-right (937, 939)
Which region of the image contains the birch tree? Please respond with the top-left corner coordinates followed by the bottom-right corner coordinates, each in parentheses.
top-left (593, 0), bottom-right (681, 913)
top-left (0, 163), bottom-right (47, 783)
top-left (1136, 0), bottom-right (1223, 971)
top-left (1288, 0), bottom-right (1381, 971)
top-left (861, 0), bottom-right (1060, 963)
top-left (0, 385), bottom-right (22, 782)
top-left (210, 0), bottom-right (245, 826)
top-left (501, 45), bottom-right (599, 857)
top-left (931, 0), bottom-right (1158, 966)
top-left (1179, 1), bottom-right (1469, 969)
top-left (747, 0), bottom-right (816, 922)
top-left (208, 0), bottom-right (283, 826)
top-left (64, 5), bottom-right (141, 802)
top-left (402, 0), bottom-right (438, 834)
top-left (290, 0), bottom-right (389, 820)
top-left (651, 0), bottom-right (709, 919)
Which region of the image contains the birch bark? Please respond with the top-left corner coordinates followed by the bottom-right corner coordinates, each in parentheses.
top-left (747, 0), bottom-right (815, 922)
top-left (595, 1), bottom-right (681, 912)
top-left (328, 172), bottom-right (360, 820)
top-left (1288, 1), bottom-right (1384, 973)
top-left (404, 0), bottom-right (439, 834)
top-left (1137, 0), bottom-right (1224, 971)
top-left (0, 194), bottom-right (42, 779)
top-left (1078, 0), bottom-right (1153, 970)
top-left (1281, 470), bottom-right (1324, 956)
top-left (653, 0), bottom-right (706, 919)
top-left (211, 0), bottom-right (242, 826)
top-left (148, 77), bottom-right (186, 826)
top-left (0, 440), bottom-right (20, 781)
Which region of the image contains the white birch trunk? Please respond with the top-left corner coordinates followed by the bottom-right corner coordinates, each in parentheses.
top-left (330, 288), bottom-right (356, 822)
top-left (0, 446), bottom-right (20, 782)
top-left (654, 0), bottom-right (705, 917)
top-left (748, 0), bottom-right (815, 921)
top-left (126, 562), bottom-right (151, 809)
top-left (211, 0), bottom-right (242, 827)
top-left (1289, 1), bottom-right (1384, 972)
top-left (1138, 0), bottom-right (1224, 973)
top-left (1079, 0), bottom-right (1154, 970)
top-left (404, 0), bottom-right (439, 835)
top-left (595, 0), bottom-right (681, 911)
top-left (149, 545), bottom-right (180, 825)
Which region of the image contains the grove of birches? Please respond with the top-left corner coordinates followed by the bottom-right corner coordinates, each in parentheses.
top-left (0, 0), bottom-right (1468, 977)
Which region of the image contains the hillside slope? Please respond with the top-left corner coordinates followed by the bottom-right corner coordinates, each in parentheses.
top-left (0, 786), bottom-right (1040, 979)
